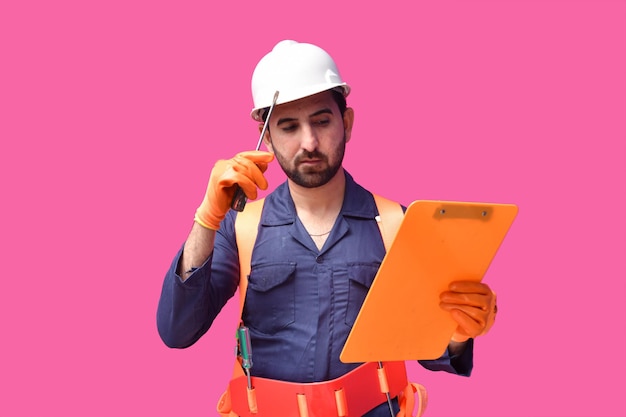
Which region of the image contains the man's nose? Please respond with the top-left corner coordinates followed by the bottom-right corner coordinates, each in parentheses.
top-left (300, 125), bottom-right (319, 152)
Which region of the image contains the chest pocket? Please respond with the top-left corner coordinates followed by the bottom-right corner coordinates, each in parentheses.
top-left (243, 262), bottom-right (296, 335)
top-left (345, 263), bottom-right (380, 327)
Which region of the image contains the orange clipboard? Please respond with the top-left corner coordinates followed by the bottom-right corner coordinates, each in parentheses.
top-left (340, 200), bottom-right (518, 363)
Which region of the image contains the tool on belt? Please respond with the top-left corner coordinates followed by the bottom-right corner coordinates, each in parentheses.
top-left (235, 323), bottom-right (258, 413)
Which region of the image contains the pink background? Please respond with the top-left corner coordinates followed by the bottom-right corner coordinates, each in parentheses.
top-left (1, 1), bottom-right (625, 416)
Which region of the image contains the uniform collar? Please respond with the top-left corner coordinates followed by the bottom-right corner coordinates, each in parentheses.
top-left (260, 171), bottom-right (379, 227)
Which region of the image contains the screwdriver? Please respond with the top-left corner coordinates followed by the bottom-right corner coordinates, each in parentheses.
top-left (236, 324), bottom-right (254, 390)
top-left (230, 90), bottom-right (280, 211)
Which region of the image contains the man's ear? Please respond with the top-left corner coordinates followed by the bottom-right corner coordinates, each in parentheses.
top-left (343, 107), bottom-right (354, 143)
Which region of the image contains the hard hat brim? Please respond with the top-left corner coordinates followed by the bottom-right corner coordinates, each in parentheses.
top-left (250, 84), bottom-right (351, 122)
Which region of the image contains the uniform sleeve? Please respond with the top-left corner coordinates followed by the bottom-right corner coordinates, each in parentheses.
top-left (418, 338), bottom-right (474, 376)
top-left (156, 212), bottom-right (241, 348)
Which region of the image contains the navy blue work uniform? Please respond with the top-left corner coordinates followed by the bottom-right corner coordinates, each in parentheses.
top-left (157, 172), bottom-right (473, 416)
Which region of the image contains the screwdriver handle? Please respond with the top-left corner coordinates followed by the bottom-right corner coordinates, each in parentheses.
top-left (231, 186), bottom-right (248, 212)
top-left (236, 325), bottom-right (253, 370)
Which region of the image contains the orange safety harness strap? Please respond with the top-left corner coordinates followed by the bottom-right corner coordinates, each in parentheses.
top-left (235, 197), bottom-right (265, 317)
top-left (216, 194), bottom-right (427, 417)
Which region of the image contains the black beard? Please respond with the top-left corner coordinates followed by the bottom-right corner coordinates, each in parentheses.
top-left (273, 137), bottom-right (346, 188)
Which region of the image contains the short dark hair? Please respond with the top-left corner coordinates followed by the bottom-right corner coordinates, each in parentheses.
top-left (261, 88), bottom-right (347, 122)
top-left (331, 88), bottom-right (347, 117)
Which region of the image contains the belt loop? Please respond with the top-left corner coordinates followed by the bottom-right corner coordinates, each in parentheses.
top-left (377, 363), bottom-right (390, 394)
top-left (297, 393), bottom-right (309, 417)
top-left (334, 388), bottom-right (348, 416)
top-left (246, 387), bottom-right (258, 414)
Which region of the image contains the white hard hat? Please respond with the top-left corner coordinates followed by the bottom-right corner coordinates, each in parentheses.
top-left (250, 40), bottom-right (351, 121)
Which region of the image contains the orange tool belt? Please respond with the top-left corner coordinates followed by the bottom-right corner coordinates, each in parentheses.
top-left (219, 361), bottom-right (426, 417)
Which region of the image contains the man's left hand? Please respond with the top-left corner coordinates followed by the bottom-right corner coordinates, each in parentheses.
top-left (439, 281), bottom-right (497, 343)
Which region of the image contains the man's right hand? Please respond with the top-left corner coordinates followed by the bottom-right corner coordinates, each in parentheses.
top-left (194, 151), bottom-right (274, 230)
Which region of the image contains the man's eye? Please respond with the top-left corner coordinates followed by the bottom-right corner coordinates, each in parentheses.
top-left (314, 119), bottom-right (330, 126)
top-left (282, 124), bottom-right (297, 132)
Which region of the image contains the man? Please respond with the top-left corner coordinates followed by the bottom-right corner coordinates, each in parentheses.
top-left (157, 40), bottom-right (497, 416)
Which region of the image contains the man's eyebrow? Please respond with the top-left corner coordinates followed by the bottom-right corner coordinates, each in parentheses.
top-left (276, 108), bottom-right (333, 126)
top-left (276, 117), bottom-right (297, 126)
top-left (310, 108), bottom-right (333, 118)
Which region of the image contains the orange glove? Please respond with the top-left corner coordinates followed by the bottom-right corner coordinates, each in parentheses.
top-left (194, 151), bottom-right (274, 230)
top-left (439, 281), bottom-right (497, 343)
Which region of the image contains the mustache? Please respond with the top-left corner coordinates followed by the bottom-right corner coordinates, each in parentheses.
top-left (295, 150), bottom-right (327, 164)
